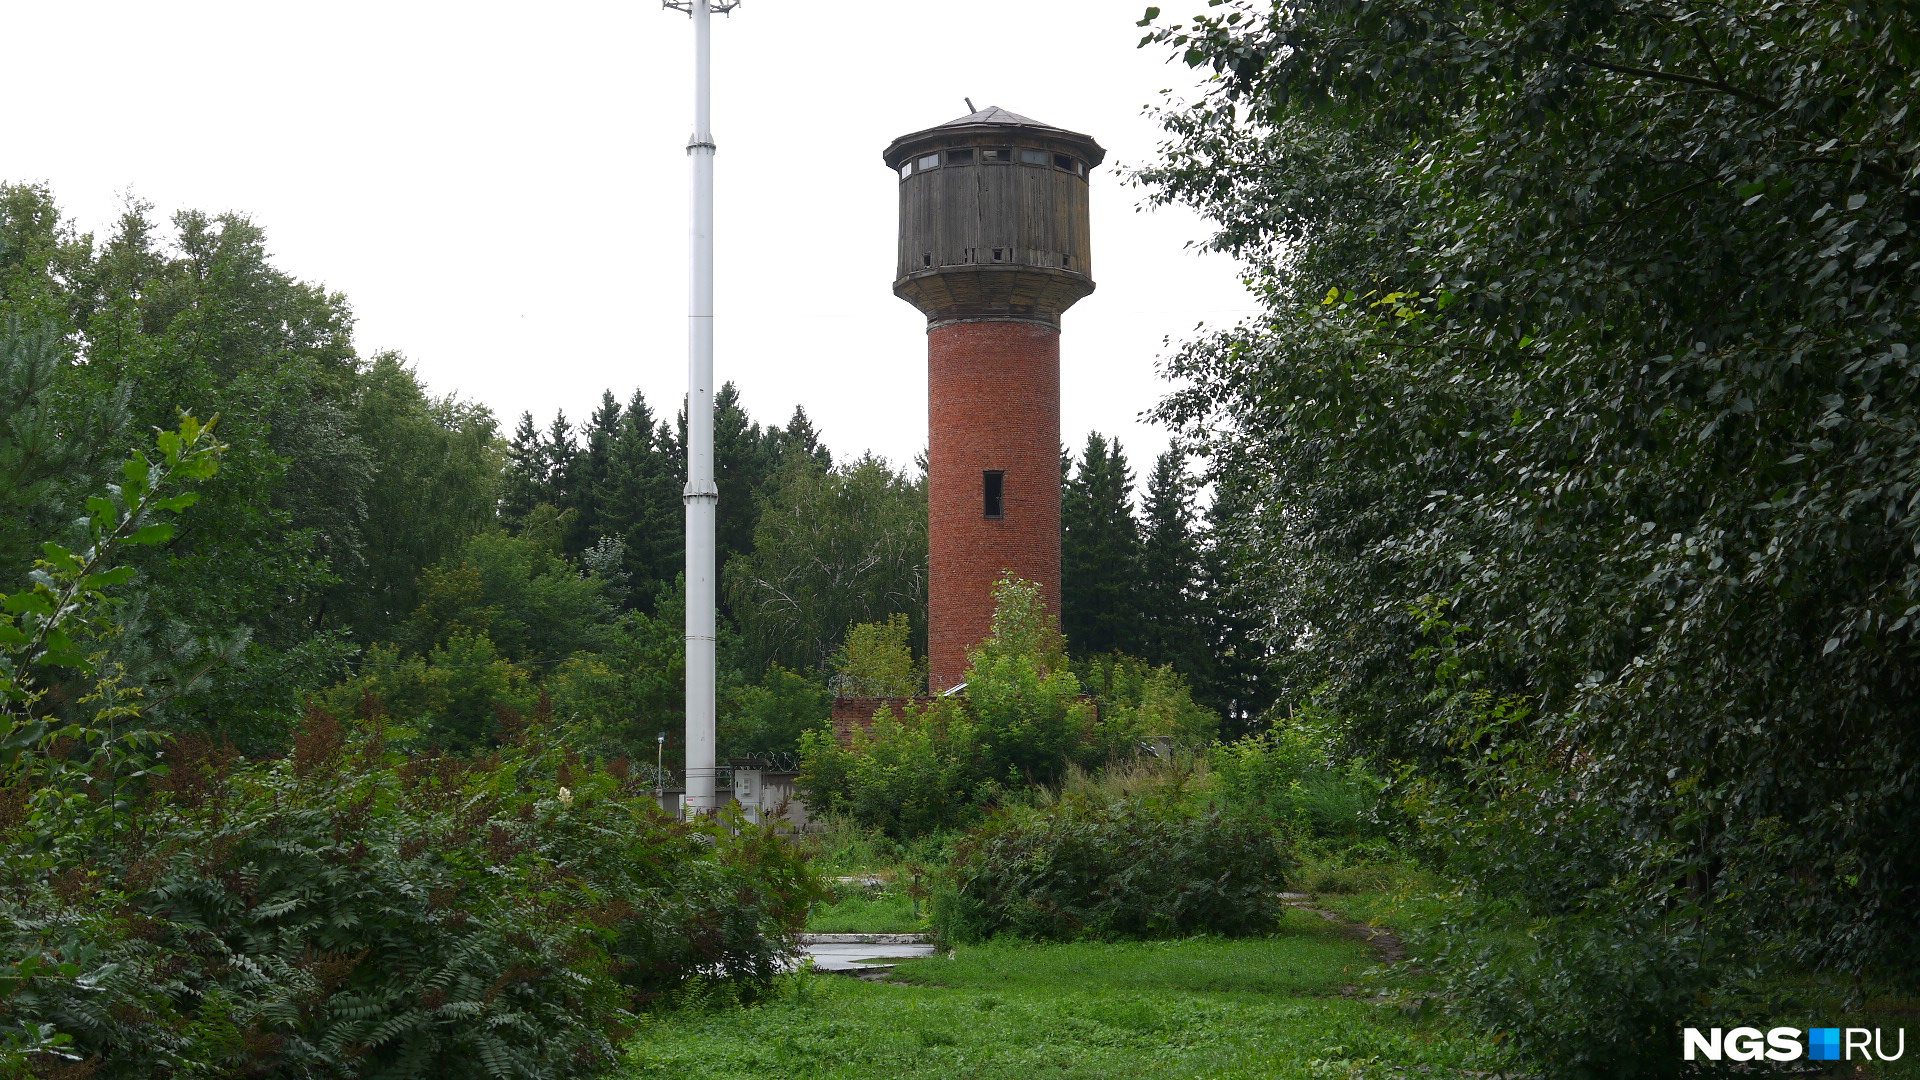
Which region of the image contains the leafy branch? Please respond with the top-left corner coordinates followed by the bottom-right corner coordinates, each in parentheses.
top-left (0, 414), bottom-right (223, 762)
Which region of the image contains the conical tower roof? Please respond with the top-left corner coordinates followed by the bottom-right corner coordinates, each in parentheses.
top-left (884, 105), bottom-right (1105, 168)
top-left (936, 105), bottom-right (1043, 127)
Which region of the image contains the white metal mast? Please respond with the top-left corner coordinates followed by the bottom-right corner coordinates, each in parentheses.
top-left (665, 0), bottom-right (736, 817)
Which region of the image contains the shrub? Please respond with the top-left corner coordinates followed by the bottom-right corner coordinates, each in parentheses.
top-left (1, 710), bottom-right (818, 1079)
top-left (719, 664), bottom-right (831, 760)
top-left (796, 701), bottom-right (987, 838)
top-left (323, 634), bottom-right (534, 751)
top-left (0, 428), bottom-right (820, 1077)
top-left (829, 614), bottom-right (922, 698)
top-left (936, 796), bottom-right (1291, 942)
top-left (1075, 654), bottom-right (1219, 754)
top-left (800, 579), bottom-right (1225, 838)
top-left (1210, 703), bottom-right (1384, 842)
top-left (1427, 914), bottom-right (1758, 1080)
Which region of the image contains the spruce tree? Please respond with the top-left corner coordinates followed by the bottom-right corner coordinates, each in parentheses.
top-left (500, 411), bottom-right (546, 529)
top-left (1061, 432), bottom-right (1144, 657)
top-left (1191, 481), bottom-right (1277, 739)
top-left (1139, 448), bottom-right (1207, 675)
top-left (541, 411), bottom-right (577, 510)
top-left (603, 389), bottom-right (683, 612)
top-left (713, 383), bottom-right (775, 572)
top-left (771, 404), bottom-right (832, 471)
top-left (567, 391), bottom-right (623, 553)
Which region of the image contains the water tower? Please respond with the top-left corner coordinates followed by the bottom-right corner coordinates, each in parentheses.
top-left (884, 106), bottom-right (1104, 690)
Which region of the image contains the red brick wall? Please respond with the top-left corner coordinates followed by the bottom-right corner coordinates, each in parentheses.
top-left (926, 318), bottom-right (1062, 691)
top-left (830, 697), bottom-right (922, 748)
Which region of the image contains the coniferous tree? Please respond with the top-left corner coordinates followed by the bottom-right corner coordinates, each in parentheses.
top-left (540, 411), bottom-right (577, 510)
top-left (601, 390), bottom-right (682, 611)
top-left (567, 391), bottom-right (623, 552)
top-left (1138, 448), bottom-right (1208, 675)
top-left (1061, 433), bottom-right (1145, 657)
top-left (1191, 481), bottom-right (1278, 739)
top-left (713, 383), bottom-right (775, 572)
top-left (500, 411), bottom-right (546, 530)
top-left (770, 405), bottom-right (832, 471)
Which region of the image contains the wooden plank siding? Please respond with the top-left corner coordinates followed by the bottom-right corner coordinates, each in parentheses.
top-left (897, 154), bottom-right (1092, 282)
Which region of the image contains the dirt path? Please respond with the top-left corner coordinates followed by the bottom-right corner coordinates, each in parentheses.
top-left (1279, 892), bottom-right (1408, 965)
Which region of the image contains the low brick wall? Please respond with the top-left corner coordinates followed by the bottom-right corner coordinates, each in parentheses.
top-left (830, 696), bottom-right (935, 747)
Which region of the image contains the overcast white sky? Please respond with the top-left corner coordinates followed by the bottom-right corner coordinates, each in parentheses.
top-left (8, 1), bottom-right (1256, 477)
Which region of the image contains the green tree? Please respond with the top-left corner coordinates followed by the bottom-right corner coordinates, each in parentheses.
top-left (401, 531), bottom-right (618, 666)
top-left (539, 411), bottom-right (577, 511)
top-left (551, 585), bottom-right (688, 762)
top-left (768, 404), bottom-right (833, 471)
top-left (0, 189), bottom-right (367, 744)
top-left (566, 390), bottom-right (624, 554)
top-left (330, 353), bottom-right (500, 643)
top-left (1062, 433), bottom-right (1144, 657)
top-left (713, 382), bottom-right (776, 572)
top-left (724, 454), bottom-right (927, 675)
top-left (501, 410), bottom-right (548, 530)
top-left (1136, 448), bottom-right (1208, 676)
top-left (831, 614), bottom-right (924, 698)
top-left (0, 322), bottom-right (129, 581)
top-left (1142, 0), bottom-right (1920, 987)
top-left (1189, 482), bottom-right (1279, 738)
top-left (602, 390), bottom-right (684, 610)
top-left (719, 665), bottom-right (831, 761)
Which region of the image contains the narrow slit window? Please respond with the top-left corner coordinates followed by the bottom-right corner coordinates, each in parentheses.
top-left (983, 471), bottom-right (1005, 519)
top-left (1019, 148), bottom-right (1048, 165)
top-left (963, 247), bottom-right (976, 263)
top-left (917, 153), bottom-right (940, 171)
top-left (1061, 253), bottom-right (1072, 268)
top-left (982, 147), bottom-right (1011, 163)
top-left (922, 253), bottom-right (932, 267)
top-left (946, 148), bottom-right (975, 165)
top-left (1054, 154), bottom-right (1076, 171)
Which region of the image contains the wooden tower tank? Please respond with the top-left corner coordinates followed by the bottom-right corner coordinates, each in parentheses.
top-left (884, 106), bottom-right (1104, 690)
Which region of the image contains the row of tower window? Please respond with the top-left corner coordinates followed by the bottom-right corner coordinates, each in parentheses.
top-left (919, 249), bottom-right (1075, 269)
top-left (900, 148), bottom-right (1087, 178)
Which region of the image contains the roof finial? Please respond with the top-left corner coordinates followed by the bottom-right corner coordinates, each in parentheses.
top-left (964, 97), bottom-right (976, 113)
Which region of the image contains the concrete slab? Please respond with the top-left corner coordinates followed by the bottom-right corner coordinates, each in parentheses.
top-left (795, 935), bottom-right (938, 972)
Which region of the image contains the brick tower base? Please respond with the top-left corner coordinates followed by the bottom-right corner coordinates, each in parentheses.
top-left (926, 317), bottom-right (1062, 691)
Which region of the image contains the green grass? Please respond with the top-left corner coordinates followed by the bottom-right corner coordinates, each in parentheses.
top-left (622, 909), bottom-right (1507, 1080)
top-left (805, 889), bottom-right (926, 933)
top-left (797, 813), bottom-right (943, 933)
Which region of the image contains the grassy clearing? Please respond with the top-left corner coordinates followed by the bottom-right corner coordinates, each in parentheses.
top-left (798, 813), bottom-right (941, 933)
top-left (621, 909), bottom-right (1508, 1080)
top-left (805, 886), bottom-right (925, 933)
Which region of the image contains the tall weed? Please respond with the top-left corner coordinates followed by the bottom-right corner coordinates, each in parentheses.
top-left (935, 796), bottom-right (1290, 943)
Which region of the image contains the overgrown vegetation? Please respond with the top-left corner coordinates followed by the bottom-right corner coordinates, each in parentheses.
top-left (1142, 0), bottom-right (1920, 1071)
top-left (796, 580), bottom-right (1218, 838)
top-left (936, 795), bottom-right (1289, 943)
top-left (11, 0), bottom-right (1920, 1068)
top-left (0, 425), bottom-right (818, 1077)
